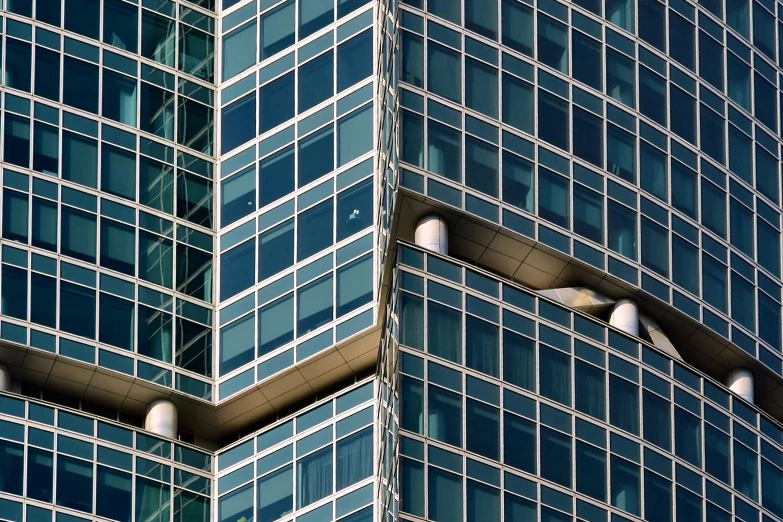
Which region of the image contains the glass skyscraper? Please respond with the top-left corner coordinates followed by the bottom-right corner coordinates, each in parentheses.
top-left (0, 0), bottom-right (783, 520)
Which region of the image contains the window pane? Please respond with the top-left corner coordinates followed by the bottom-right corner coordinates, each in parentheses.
top-left (299, 0), bottom-right (333, 39)
top-left (56, 455), bottom-right (93, 513)
top-left (259, 219), bottom-right (294, 281)
top-left (466, 399), bottom-right (499, 460)
top-left (576, 440), bottom-right (606, 501)
top-left (297, 199), bottom-right (334, 261)
top-left (336, 427), bottom-right (372, 490)
top-left (644, 470), bottom-right (672, 522)
top-left (467, 481), bottom-right (500, 522)
top-left (63, 131), bottom-right (99, 189)
top-left (538, 168), bottom-right (570, 229)
top-left (62, 207), bottom-right (97, 263)
top-left (64, 0), bottom-right (99, 39)
top-left (60, 282), bottom-right (96, 339)
top-left (573, 183), bottom-right (603, 244)
top-left (337, 254), bottom-right (372, 317)
top-left (257, 465), bottom-right (293, 522)
top-left (643, 390), bottom-right (671, 450)
top-left (136, 477), bottom-right (171, 522)
top-left (540, 426), bottom-right (571, 487)
top-left (538, 91), bottom-right (569, 151)
top-left (137, 305), bottom-right (173, 363)
top-left (101, 218), bottom-right (135, 275)
top-left (337, 29), bottom-right (372, 92)
top-left (401, 458), bottom-right (424, 516)
top-left (261, 1), bottom-right (295, 59)
top-left (428, 467), bottom-right (463, 522)
top-left (575, 360), bottom-right (605, 420)
top-left (704, 424), bottom-right (730, 484)
top-left (672, 235), bottom-right (699, 296)
top-left (99, 293), bottom-right (135, 351)
top-left (674, 407), bottom-right (702, 467)
top-left (427, 42), bottom-right (461, 103)
top-left (3, 189), bottom-right (29, 243)
top-left (63, 57), bottom-right (99, 114)
top-left (537, 14), bottom-right (568, 72)
top-left (298, 127), bottom-right (334, 187)
top-left (223, 21), bottom-right (257, 81)
top-left (465, 137), bottom-right (499, 198)
top-left (297, 446), bottom-right (333, 508)
top-left (222, 93), bottom-right (256, 154)
top-left (102, 143), bottom-right (136, 201)
top-left (427, 119), bottom-right (461, 182)
top-left (139, 231), bottom-right (174, 288)
top-left (259, 145), bottom-right (295, 207)
top-left (466, 58), bottom-right (498, 119)
top-left (609, 375), bottom-right (639, 435)
top-left (428, 384), bottom-right (462, 447)
top-left (337, 104), bottom-right (373, 167)
top-left (504, 412), bottom-right (536, 473)
top-left (539, 345), bottom-right (571, 406)
top-left (299, 53), bottom-right (334, 112)
top-left (220, 240), bottom-right (255, 300)
top-left (611, 456), bottom-right (640, 516)
top-left (96, 466), bottom-right (132, 522)
top-left (27, 447), bottom-right (53, 503)
top-left (177, 170), bottom-right (213, 228)
top-left (259, 71), bottom-right (295, 134)
top-left (502, 74), bottom-right (534, 135)
top-left (5, 38), bottom-right (32, 92)
top-left (297, 274), bottom-right (333, 335)
top-left (427, 301), bottom-right (462, 364)
top-left (0, 440), bottom-right (23, 496)
top-left (31, 273), bottom-right (56, 328)
top-left (641, 217), bottom-right (668, 277)
top-left (258, 293), bottom-right (294, 356)
top-left (607, 200), bottom-right (637, 260)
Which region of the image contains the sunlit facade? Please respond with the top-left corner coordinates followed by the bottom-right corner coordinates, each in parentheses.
top-left (1, 0), bottom-right (783, 520)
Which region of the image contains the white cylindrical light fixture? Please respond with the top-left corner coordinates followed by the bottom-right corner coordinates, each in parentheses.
top-left (609, 298), bottom-right (639, 337)
top-left (144, 399), bottom-right (178, 439)
top-left (414, 215), bottom-right (448, 255)
top-left (725, 368), bottom-right (754, 404)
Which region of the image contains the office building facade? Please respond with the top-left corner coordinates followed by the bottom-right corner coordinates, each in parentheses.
top-left (0, 0), bottom-right (782, 520)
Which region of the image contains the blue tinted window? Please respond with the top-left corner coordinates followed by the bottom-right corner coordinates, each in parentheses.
top-left (222, 93), bottom-right (256, 154)
top-left (299, 0), bottom-right (333, 39)
top-left (427, 42), bottom-right (461, 103)
top-left (259, 145), bottom-right (295, 207)
top-left (60, 282), bottom-right (96, 339)
top-left (221, 240), bottom-right (255, 300)
top-left (63, 57), bottom-right (99, 114)
top-left (2, 265), bottom-right (27, 320)
top-left (96, 466), bottom-right (132, 522)
top-left (260, 72), bottom-right (295, 133)
top-left (56, 455), bottom-right (93, 513)
top-left (259, 219), bottom-right (294, 280)
top-left (258, 293), bottom-right (294, 356)
top-left (223, 21), bottom-right (257, 81)
top-left (298, 198), bottom-right (334, 261)
top-left (261, 1), bottom-right (295, 59)
top-left (221, 166), bottom-right (255, 227)
top-left (298, 127), bottom-right (334, 187)
top-left (299, 53), bottom-right (334, 113)
top-left (337, 30), bottom-right (372, 92)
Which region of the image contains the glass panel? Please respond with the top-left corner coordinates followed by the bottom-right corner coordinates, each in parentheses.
top-left (96, 466), bottom-right (132, 522)
top-left (136, 477), bottom-right (171, 522)
top-left (428, 467), bottom-right (463, 522)
top-left (428, 384), bottom-right (462, 447)
top-left (257, 465), bottom-right (293, 522)
top-left (56, 455), bottom-right (93, 513)
top-left (297, 446), bottom-right (333, 508)
top-left (336, 426), bottom-right (372, 490)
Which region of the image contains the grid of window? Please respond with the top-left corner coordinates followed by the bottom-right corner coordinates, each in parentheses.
top-left (0, 393), bottom-right (212, 522)
top-left (397, 0), bottom-right (783, 371)
top-left (215, 379), bottom-right (376, 522)
top-left (394, 244), bottom-right (783, 522)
